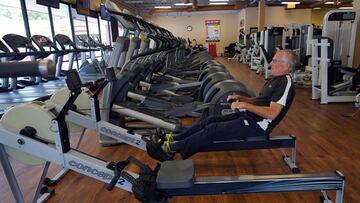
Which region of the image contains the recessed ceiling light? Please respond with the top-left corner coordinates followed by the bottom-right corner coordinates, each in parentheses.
top-left (313, 7), bottom-right (321, 10)
top-left (324, 1), bottom-right (334, 4)
top-left (154, 6), bottom-right (171, 8)
top-left (338, 6), bottom-right (354, 9)
top-left (281, 2), bottom-right (301, 5)
top-left (209, 0), bottom-right (229, 1)
top-left (209, 2), bottom-right (228, 5)
top-left (174, 3), bottom-right (192, 6)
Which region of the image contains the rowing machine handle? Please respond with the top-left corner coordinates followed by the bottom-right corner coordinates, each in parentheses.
top-left (227, 98), bottom-right (239, 103)
top-left (107, 170), bottom-right (121, 191)
top-left (106, 160), bottom-right (131, 191)
top-left (0, 60), bottom-right (55, 77)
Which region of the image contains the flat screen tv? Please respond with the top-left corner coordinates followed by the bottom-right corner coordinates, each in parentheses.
top-left (76, 0), bottom-right (90, 16)
top-left (36, 0), bottom-right (60, 9)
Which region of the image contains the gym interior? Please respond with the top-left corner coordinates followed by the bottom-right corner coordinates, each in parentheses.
top-left (0, 0), bottom-right (359, 202)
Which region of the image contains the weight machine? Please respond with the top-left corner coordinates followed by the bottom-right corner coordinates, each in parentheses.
top-left (311, 10), bottom-right (359, 104)
top-left (293, 25), bottom-right (322, 85)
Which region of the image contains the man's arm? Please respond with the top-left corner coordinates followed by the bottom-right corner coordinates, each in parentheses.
top-left (227, 95), bottom-right (257, 103)
top-left (231, 101), bottom-right (283, 120)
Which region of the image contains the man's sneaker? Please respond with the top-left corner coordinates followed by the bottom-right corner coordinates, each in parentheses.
top-left (150, 133), bottom-right (162, 145)
top-left (154, 128), bottom-right (167, 140)
top-left (165, 132), bottom-right (174, 142)
top-left (146, 137), bottom-right (174, 162)
top-left (162, 140), bottom-right (175, 155)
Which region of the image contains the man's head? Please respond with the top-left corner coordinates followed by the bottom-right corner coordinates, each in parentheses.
top-left (270, 50), bottom-right (298, 76)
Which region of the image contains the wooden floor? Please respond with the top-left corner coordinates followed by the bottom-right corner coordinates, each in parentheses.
top-left (1, 57), bottom-right (360, 203)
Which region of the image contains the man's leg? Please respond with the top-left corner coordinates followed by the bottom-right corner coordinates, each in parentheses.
top-left (171, 115), bottom-right (266, 159)
top-left (174, 112), bottom-right (244, 141)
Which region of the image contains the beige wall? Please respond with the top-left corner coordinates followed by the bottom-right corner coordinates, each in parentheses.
top-left (241, 6), bottom-right (344, 31)
top-left (264, 7), bottom-right (312, 27)
top-left (311, 8), bottom-right (333, 25)
top-left (149, 5), bottom-right (359, 60)
top-left (150, 13), bottom-right (239, 54)
top-left (240, 6), bottom-right (320, 34)
top-left (245, 7), bottom-right (258, 33)
top-left (354, 1), bottom-right (360, 11)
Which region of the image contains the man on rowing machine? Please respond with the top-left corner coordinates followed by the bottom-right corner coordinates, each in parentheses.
top-left (152, 49), bottom-right (298, 160)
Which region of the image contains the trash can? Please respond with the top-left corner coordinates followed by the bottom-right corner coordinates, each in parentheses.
top-left (208, 43), bottom-right (217, 57)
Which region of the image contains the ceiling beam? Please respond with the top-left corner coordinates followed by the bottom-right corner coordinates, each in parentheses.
top-left (284, 1), bottom-right (324, 9)
top-left (290, 1), bottom-right (353, 9)
top-left (234, 0), bottom-right (245, 10)
top-left (148, 3), bottom-right (245, 15)
top-left (113, 0), bottom-right (139, 15)
top-left (144, 0), bottom-right (354, 17)
top-left (308, 0), bottom-right (327, 8)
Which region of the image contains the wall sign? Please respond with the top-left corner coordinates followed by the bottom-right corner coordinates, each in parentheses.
top-left (205, 20), bottom-right (220, 42)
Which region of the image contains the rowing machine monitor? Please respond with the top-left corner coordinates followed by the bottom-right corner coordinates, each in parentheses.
top-left (65, 69), bottom-right (82, 93)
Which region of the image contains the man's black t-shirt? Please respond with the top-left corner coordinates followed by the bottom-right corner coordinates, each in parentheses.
top-left (248, 75), bottom-right (295, 133)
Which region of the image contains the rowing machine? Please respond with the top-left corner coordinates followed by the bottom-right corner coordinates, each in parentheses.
top-left (48, 68), bottom-right (299, 171)
top-left (0, 67), bottom-right (345, 203)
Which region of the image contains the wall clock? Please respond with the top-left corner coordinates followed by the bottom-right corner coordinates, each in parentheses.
top-left (187, 25), bottom-right (193, 32)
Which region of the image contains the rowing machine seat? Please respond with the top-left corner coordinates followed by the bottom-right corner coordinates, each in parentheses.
top-left (156, 159), bottom-right (195, 189)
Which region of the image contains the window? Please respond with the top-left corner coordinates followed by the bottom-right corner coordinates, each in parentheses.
top-left (70, 7), bottom-right (89, 68)
top-left (0, 0), bottom-right (26, 38)
top-left (87, 16), bottom-right (99, 40)
top-left (51, 3), bottom-right (74, 70)
top-left (51, 3), bottom-right (72, 39)
top-left (99, 18), bottom-right (111, 45)
top-left (71, 7), bottom-right (87, 47)
top-left (88, 16), bottom-right (102, 57)
top-left (26, 0), bottom-right (52, 38)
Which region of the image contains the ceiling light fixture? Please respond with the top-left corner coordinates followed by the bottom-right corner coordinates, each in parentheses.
top-left (324, 1), bottom-right (335, 4)
top-left (154, 6), bottom-right (171, 8)
top-left (338, 6), bottom-right (354, 9)
top-left (313, 7), bottom-right (321, 10)
top-left (209, 2), bottom-right (228, 5)
top-left (281, 1), bottom-right (301, 5)
top-left (174, 3), bottom-right (193, 6)
top-left (209, 0), bottom-right (229, 2)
